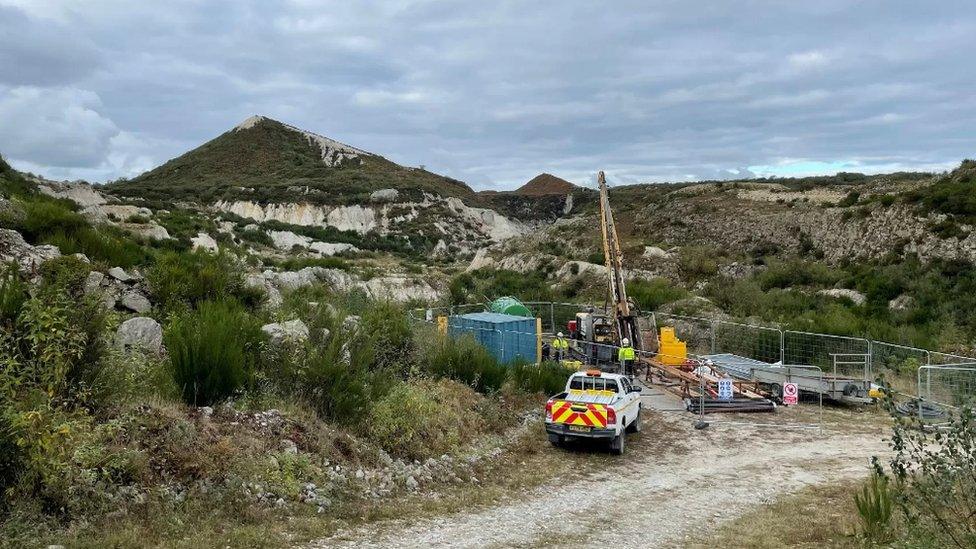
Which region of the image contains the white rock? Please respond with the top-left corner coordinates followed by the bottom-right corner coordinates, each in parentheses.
top-left (84, 271), bottom-right (105, 294)
top-left (309, 241), bottom-right (358, 256)
top-left (555, 260), bottom-right (606, 279)
top-left (121, 291), bottom-right (152, 313)
top-left (115, 317), bottom-right (163, 353)
top-left (81, 204), bottom-right (151, 222)
top-left (37, 180), bottom-right (106, 207)
top-left (817, 288), bottom-right (867, 305)
top-left (370, 188), bottom-right (399, 202)
top-left (262, 319), bottom-right (310, 343)
top-left (643, 246), bottom-right (671, 259)
top-left (0, 229), bottom-right (61, 274)
top-left (889, 294), bottom-right (915, 311)
top-left (191, 233), bottom-right (219, 252)
top-left (269, 230), bottom-right (312, 251)
top-left (126, 222), bottom-right (171, 240)
top-left (107, 266), bottom-right (132, 282)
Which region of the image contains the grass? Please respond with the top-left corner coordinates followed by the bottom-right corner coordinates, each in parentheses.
top-left (689, 481), bottom-right (863, 548)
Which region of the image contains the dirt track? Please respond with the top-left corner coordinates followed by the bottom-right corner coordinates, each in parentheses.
top-left (308, 392), bottom-right (889, 548)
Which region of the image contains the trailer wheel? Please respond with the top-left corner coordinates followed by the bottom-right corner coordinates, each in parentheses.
top-left (610, 433), bottom-right (625, 455)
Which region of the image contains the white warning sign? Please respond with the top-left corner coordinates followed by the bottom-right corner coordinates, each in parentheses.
top-left (717, 378), bottom-right (734, 401)
top-left (783, 382), bottom-right (799, 405)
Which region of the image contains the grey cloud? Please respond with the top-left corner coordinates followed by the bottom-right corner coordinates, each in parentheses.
top-left (0, 0), bottom-right (973, 187)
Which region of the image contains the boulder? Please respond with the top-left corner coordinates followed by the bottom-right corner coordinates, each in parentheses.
top-left (269, 230), bottom-right (312, 251)
top-left (889, 294), bottom-right (915, 311)
top-left (107, 266), bottom-right (132, 282)
top-left (191, 233), bottom-right (219, 252)
top-left (817, 288), bottom-right (867, 306)
top-left (121, 291), bottom-right (152, 313)
top-left (115, 317), bottom-right (163, 353)
top-left (262, 319), bottom-right (310, 343)
top-left (0, 228), bottom-right (61, 273)
top-left (309, 241), bottom-right (358, 256)
top-left (643, 246), bottom-right (671, 259)
top-left (245, 273), bottom-right (283, 308)
top-left (83, 271), bottom-right (105, 294)
top-left (370, 188), bottom-right (399, 202)
top-left (126, 222), bottom-right (171, 240)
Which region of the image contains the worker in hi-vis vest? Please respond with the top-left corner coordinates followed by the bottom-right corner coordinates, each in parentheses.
top-left (618, 338), bottom-right (636, 377)
top-left (551, 332), bottom-right (569, 362)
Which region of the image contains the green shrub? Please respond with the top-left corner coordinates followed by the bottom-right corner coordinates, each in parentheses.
top-left (508, 360), bottom-right (567, 395)
top-left (678, 246), bottom-right (719, 279)
top-left (356, 301), bottom-right (414, 374)
top-left (367, 379), bottom-right (483, 460)
top-left (148, 250), bottom-right (261, 312)
top-left (854, 472), bottom-right (893, 542)
top-left (165, 300), bottom-right (265, 405)
top-left (883, 405), bottom-right (976, 547)
top-left (238, 227), bottom-right (274, 247)
top-left (420, 331), bottom-right (507, 393)
top-left (628, 278), bottom-right (687, 311)
top-left (0, 264), bottom-right (28, 325)
top-left (14, 199), bottom-right (85, 242)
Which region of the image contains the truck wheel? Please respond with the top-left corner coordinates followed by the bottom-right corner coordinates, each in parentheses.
top-left (548, 433), bottom-right (562, 447)
top-left (627, 409), bottom-right (642, 433)
top-left (610, 433), bottom-right (625, 455)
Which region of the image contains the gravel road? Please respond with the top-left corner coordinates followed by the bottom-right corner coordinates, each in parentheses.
top-left (308, 392), bottom-right (889, 549)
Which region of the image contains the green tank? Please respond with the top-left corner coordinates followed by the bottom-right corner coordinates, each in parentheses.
top-left (488, 296), bottom-right (533, 318)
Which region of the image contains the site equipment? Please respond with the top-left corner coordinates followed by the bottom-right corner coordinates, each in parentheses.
top-left (568, 172), bottom-right (646, 365)
top-left (597, 171), bottom-right (644, 354)
top-left (545, 369), bottom-right (643, 454)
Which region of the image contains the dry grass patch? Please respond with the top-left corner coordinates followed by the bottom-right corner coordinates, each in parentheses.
top-left (689, 481), bottom-right (863, 549)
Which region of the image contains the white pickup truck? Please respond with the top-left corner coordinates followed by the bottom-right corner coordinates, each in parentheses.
top-left (545, 369), bottom-right (643, 454)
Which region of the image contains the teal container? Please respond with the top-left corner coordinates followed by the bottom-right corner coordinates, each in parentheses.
top-left (489, 296), bottom-right (533, 318)
top-left (449, 312), bottom-right (537, 364)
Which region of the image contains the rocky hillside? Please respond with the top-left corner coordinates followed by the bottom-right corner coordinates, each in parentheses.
top-left (104, 116), bottom-right (563, 258)
top-left (108, 116), bottom-right (474, 205)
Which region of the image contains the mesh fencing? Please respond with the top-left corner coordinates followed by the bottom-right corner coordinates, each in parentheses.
top-left (783, 331), bottom-right (870, 378)
top-left (917, 364), bottom-right (976, 410)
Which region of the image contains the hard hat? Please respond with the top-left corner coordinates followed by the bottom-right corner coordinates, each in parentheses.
top-left (557, 332), bottom-right (564, 338)
top-left (621, 338), bottom-right (630, 346)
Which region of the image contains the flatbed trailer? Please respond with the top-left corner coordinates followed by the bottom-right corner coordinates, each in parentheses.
top-left (702, 353), bottom-right (873, 405)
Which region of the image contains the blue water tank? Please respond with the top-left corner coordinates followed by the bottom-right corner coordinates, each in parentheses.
top-left (448, 312), bottom-right (537, 364)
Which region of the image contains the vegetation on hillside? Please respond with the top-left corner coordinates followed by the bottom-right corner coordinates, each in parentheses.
top-left (104, 117), bottom-right (475, 205)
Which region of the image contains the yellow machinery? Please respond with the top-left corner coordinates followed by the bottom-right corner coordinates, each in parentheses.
top-left (655, 326), bottom-right (687, 365)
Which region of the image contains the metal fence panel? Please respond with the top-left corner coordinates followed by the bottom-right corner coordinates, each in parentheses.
top-left (917, 364), bottom-right (976, 409)
top-left (713, 320), bottom-right (783, 364)
top-left (784, 330), bottom-right (870, 378)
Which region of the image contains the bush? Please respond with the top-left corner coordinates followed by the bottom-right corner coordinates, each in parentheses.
top-left (678, 246), bottom-right (719, 279)
top-left (420, 332), bottom-right (508, 393)
top-left (508, 361), bottom-right (567, 395)
top-left (148, 250), bottom-right (262, 312)
top-left (165, 300), bottom-right (265, 405)
top-left (0, 264), bottom-right (28, 325)
top-left (628, 278), bottom-right (687, 311)
top-left (356, 301), bottom-right (414, 374)
top-left (883, 406), bottom-right (976, 547)
top-left (367, 379), bottom-right (483, 460)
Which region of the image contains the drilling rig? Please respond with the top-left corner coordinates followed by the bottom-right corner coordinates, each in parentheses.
top-left (597, 171), bottom-right (643, 353)
top-left (569, 171), bottom-right (645, 365)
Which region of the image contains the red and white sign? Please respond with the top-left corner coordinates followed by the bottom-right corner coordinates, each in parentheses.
top-left (783, 382), bottom-right (799, 405)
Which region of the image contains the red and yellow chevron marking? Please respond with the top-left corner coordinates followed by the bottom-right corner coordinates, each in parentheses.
top-left (550, 401), bottom-right (608, 428)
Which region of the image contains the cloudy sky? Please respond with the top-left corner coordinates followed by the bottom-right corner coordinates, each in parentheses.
top-left (1, 1), bottom-right (973, 189)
